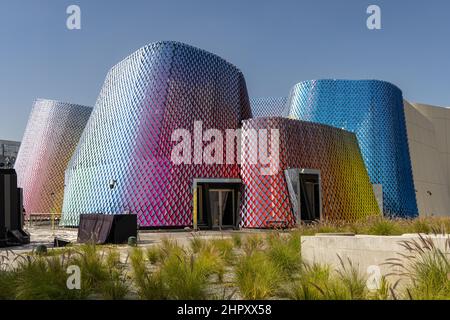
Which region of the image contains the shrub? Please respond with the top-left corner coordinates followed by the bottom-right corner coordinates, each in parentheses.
top-left (0, 270), bottom-right (17, 300)
top-left (197, 244), bottom-right (226, 282)
top-left (234, 251), bottom-right (280, 299)
top-left (388, 235), bottom-right (450, 299)
top-left (146, 246), bottom-right (161, 264)
top-left (283, 257), bottom-right (368, 300)
top-left (99, 249), bottom-right (128, 299)
top-left (70, 244), bottom-right (109, 295)
top-left (3, 245), bottom-right (129, 300)
top-left (161, 248), bottom-right (222, 299)
top-left (190, 236), bottom-right (206, 253)
top-left (161, 254), bottom-right (206, 299)
top-left (365, 217), bottom-right (402, 235)
top-left (266, 232), bottom-right (301, 278)
top-left (410, 218), bottom-right (432, 234)
top-left (367, 276), bottom-right (392, 300)
top-left (282, 263), bottom-right (331, 300)
top-left (242, 235), bottom-right (264, 255)
top-left (159, 238), bottom-right (184, 261)
top-left (14, 255), bottom-right (87, 300)
top-left (293, 217), bottom-right (450, 236)
top-left (131, 241), bottom-right (225, 300)
top-left (210, 238), bottom-right (235, 265)
top-left (232, 234), bottom-right (242, 248)
top-left (334, 256), bottom-right (367, 299)
top-left (129, 247), bottom-right (167, 299)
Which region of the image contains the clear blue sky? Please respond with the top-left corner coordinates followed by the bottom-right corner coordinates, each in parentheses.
top-left (1, 0), bottom-right (449, 141)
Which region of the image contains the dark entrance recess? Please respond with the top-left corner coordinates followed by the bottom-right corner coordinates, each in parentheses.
top-left (299, 173), bottom-right (321, 221)
top-left (193, 179), bottom-right (241, 230)
top-left (285, 168), bottom-right (322, 224)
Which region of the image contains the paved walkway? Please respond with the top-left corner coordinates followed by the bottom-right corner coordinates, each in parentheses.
top-left (0, 224), bottom-right (272, 256)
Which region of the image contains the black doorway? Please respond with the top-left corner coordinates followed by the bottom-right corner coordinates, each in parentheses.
top-left (285, 168), bottom-right (322, 224)
top-left (193, 179), bottom-right (241, 230)
top-left (299, 173), bottom-right (321, 222)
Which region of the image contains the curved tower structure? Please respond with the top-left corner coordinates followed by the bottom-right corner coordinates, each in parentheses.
top-left (61, 41), bottom-right (251, 227)
top-left (14, 99), bottom-right (92, 216)
top-left (240, 117), bottom-right (380, 227)
top-left (287, 80), bottom-right (418, 217)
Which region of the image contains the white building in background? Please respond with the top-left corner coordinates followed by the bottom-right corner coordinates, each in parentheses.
top-left (0, 140), bottom-right (20, 168)
top-left (404, 101), bottom-right (450, 216)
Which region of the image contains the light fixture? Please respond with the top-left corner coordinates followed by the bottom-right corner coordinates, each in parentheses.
top-left (109, 179), bottom-right (117, 189)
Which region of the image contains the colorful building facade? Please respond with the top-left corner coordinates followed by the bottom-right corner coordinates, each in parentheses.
top-left (287, 80), bottom-right (418, 218)
top-left (61, 41), bottom-right (251, 227)
top-left (240, 117), bottom-right (380, 228)
top-left (14, 99), bottom-right (91, 216)
top-left (15, 41), bottom-right (433, 228)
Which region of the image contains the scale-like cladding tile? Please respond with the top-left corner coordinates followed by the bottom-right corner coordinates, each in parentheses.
top-left (250, 97), bottom-right (288, 117)
top-left (240, 117), bottom-right (380, 228)
top-left (14, 99), bottom-right (92, 216)
top-left (61, 41), bottom-right (251, 227)
top-left (287, 80), bottom-right (418, 218)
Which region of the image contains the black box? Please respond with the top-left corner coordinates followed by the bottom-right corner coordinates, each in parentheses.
top-left (78, 213), bottom-right (137, 244)
top-left (0, 169), bottom-right (30, 247)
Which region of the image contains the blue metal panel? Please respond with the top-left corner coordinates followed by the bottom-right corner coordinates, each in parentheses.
top-left (287, 79), bottom-right (418, 218)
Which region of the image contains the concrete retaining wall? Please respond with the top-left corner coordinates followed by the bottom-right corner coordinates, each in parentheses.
top-left (301, 234), bottom-right (449, 287)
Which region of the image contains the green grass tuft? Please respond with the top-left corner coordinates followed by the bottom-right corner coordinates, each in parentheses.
top-left (146, 246), bottom-right (161, 264)
top-left (266, 232), bottom-right (302, 278)
top-left (234, 251), bottom-right (280, 299)
top-left (129, 247), bottom-right (167, 299)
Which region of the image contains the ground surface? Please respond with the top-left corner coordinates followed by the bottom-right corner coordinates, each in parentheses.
top-left (1, 224), bottom-right (270, 256)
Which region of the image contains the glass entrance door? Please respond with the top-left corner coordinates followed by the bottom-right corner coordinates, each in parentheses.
top-left (194, 180), bottom-right (241, 230)
top-left (208, 189), bottom-right (235, 229)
